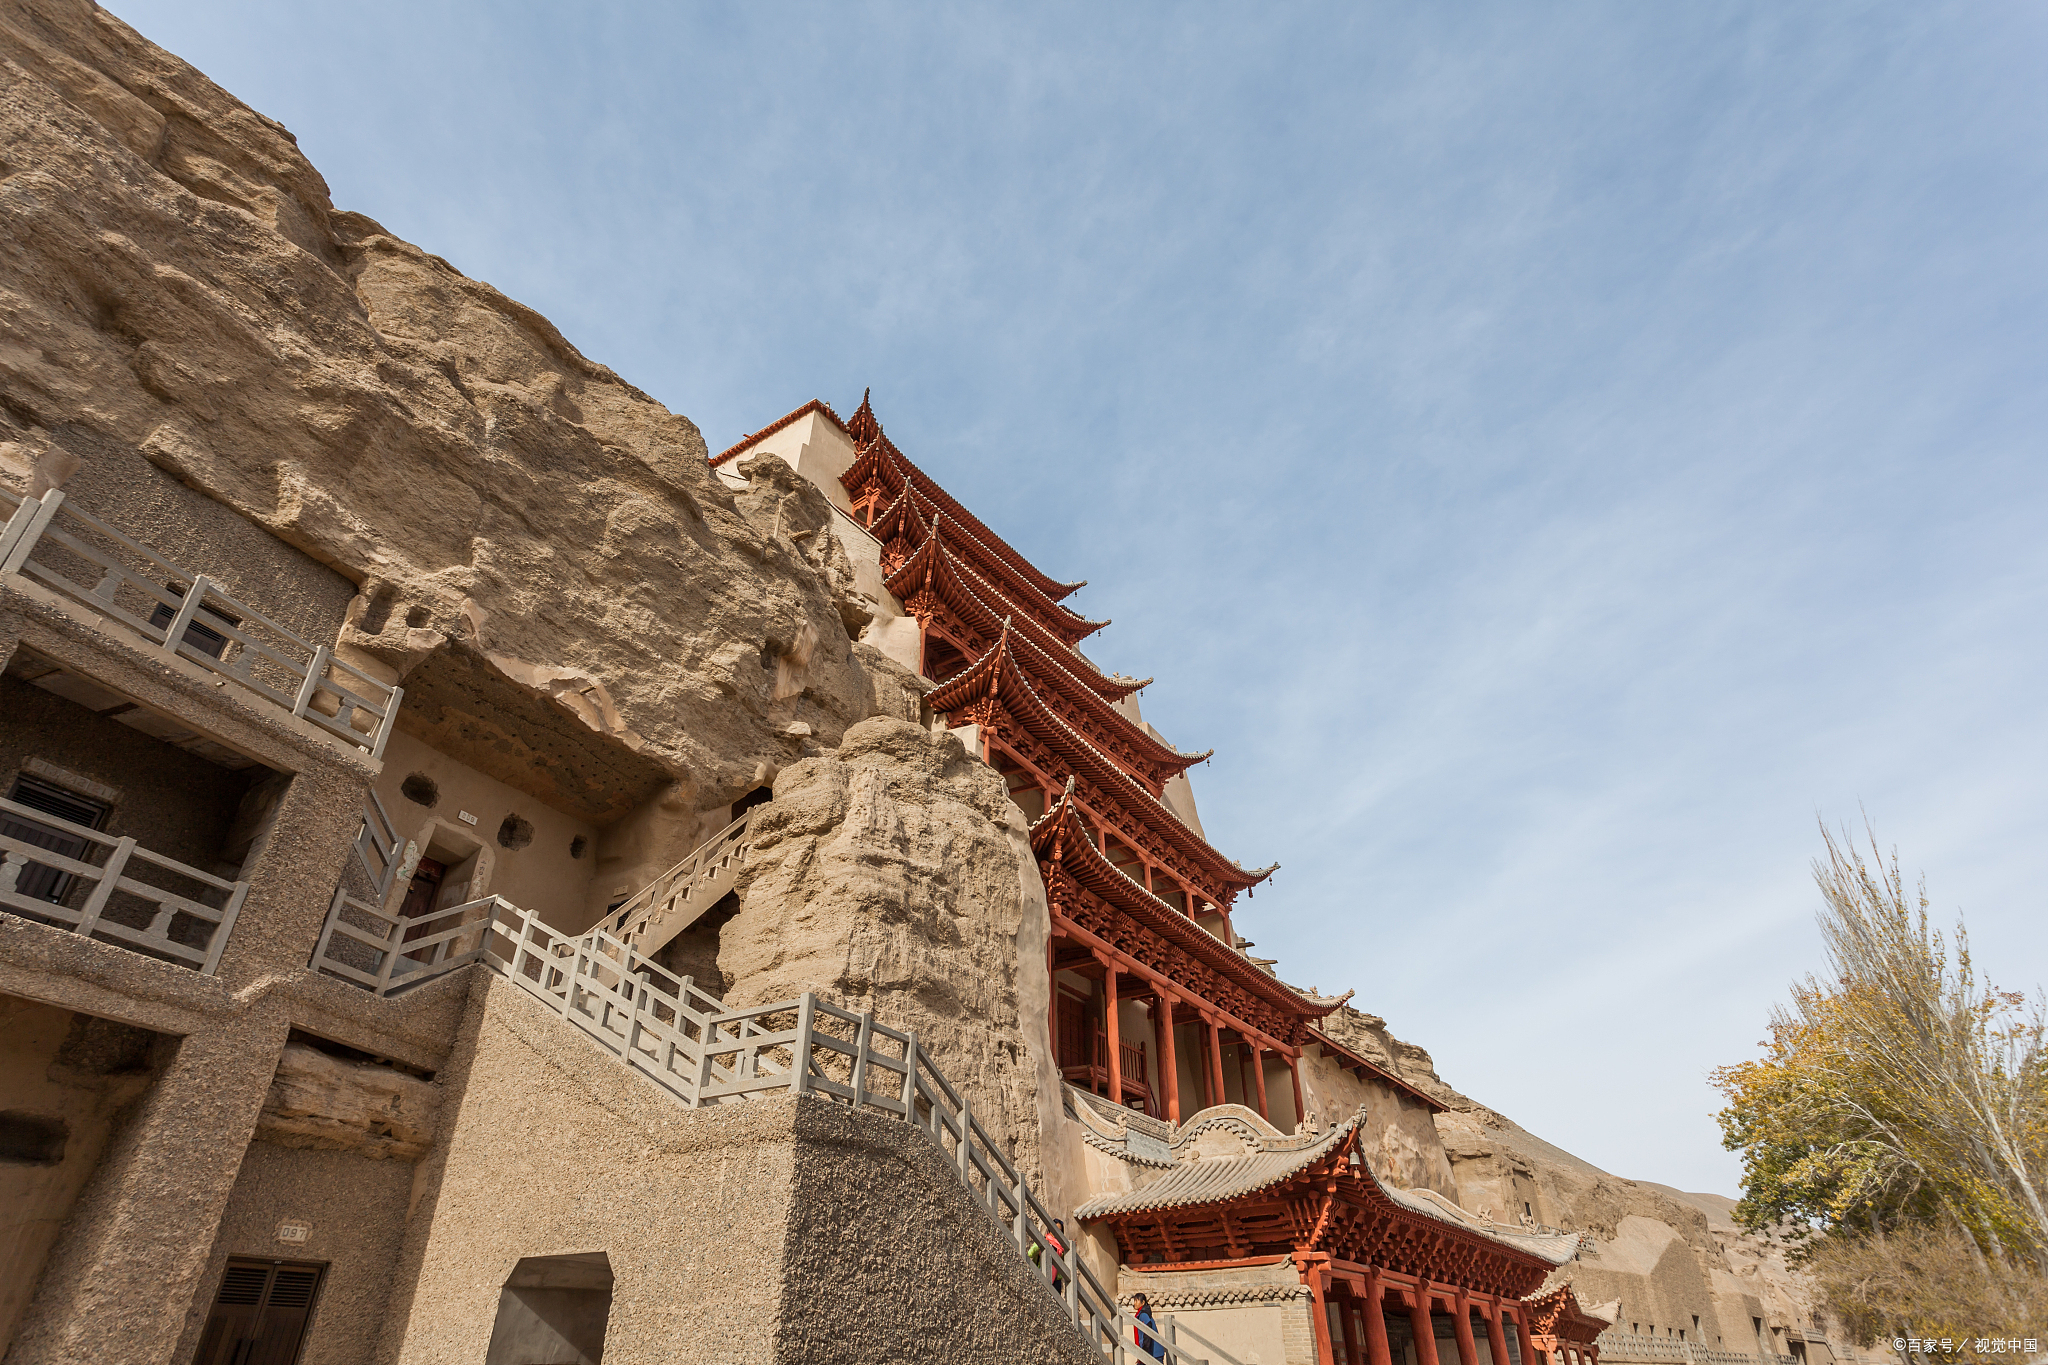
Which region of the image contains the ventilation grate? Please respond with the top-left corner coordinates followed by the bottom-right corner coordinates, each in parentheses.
top-left (268, 1269), bottom-right (320, 1309)
top-left (8, 775), bottom-right (108, 830)
top-left (216, 1266), bottom-right (267, 1306)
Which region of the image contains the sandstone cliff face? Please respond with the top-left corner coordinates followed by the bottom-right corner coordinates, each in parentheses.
top-left (0, 0), bottom-right (894, 835)
top-left (707, 718), bottom-right (1065, 1195)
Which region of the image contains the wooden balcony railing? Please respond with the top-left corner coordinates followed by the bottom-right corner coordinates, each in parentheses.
top-left (0, 792), bottom-right (248, 973)
top-left (1059, 1032), bottom-right (1153, 1115)
top-left (0, 488), bottom-right (401, 760)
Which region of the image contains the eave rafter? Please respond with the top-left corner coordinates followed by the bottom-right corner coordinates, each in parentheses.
top-left (840, 390), bottom-right (1088, 606)
top-left (926, 622), bottom-right (1208, 788)
top-left (1031, 782), bottom-right (1314, 1034)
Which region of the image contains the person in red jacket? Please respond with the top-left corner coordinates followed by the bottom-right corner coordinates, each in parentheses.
top-left (1028, 1218), bottom-right (1070, 1293)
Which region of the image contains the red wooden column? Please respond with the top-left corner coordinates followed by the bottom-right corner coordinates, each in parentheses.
top-left (1156, 993), bottom-right (1181, 1122)
top-left (1409, 1286), bottom-right (1443, 1365)
top-left (1362, 1271), bottom-right (1395, 1365)
top-left (1102, 953), bottom-right (1123, 1106)
top-left (1251, 1044), bottom-right (1271, 1119)
top-left (1208, 1018), bottom-right (1226, 1105)
top-left (1485, 1299), bottom-right (1514, 1365)
top-left (1453, 1292), bottom-right (1481, 1365)
top-left (1511, 1310), bottom-right (1539, 1365)
top-left (1197, 1018), bottom-right (1216, 1108)
top-left (1305, 1262), bottom-right (1338, 1365)
top-left (1288, 1051), bottom-right (1307, 1128)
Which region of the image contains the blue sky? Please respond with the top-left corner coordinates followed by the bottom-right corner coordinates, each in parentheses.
top-left (112, 1), bottom-right (2048, 1195)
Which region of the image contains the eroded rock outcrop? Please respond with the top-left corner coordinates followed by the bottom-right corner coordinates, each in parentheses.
top-left (253, 1042), bottom-right (438, 1161)
top-left (709, 717), bottom-right (1064, 1191)
top-left (0, 0), bottom-right (898, 821)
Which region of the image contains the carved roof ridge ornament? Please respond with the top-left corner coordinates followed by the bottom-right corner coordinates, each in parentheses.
top-left (1075, 1115), bottom-right (1362, 1219)
top-left (836, 393), bottom-right (1088, 604)
top-left (848, 386), bottom-right (880, 445)
top-left (1031, 784), bottom-right (1316, 1022)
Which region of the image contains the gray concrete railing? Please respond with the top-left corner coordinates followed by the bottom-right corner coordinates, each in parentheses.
top-left (0, 791), bottom-right (248, 973)
top-left (593, 807), bottom-right (757, 954)
top-left (0, 488), bottom-right (401, 760)
top-left (1595, 1332), bottom-right (1798, 1365)
top-left (308, 890), bottom-right (1232, 1365)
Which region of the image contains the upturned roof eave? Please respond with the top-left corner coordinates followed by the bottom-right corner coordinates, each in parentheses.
top-left (886, 525), bottom-right (1140, 703)
top-left (924, 626), bottom-right (1210, 781)
top-left (987, 664), bottom-right (1274, 897)
top-left (841, 411), bottom-right (1088, 606)
top-left (1031, 790), bottom-right (1309, 1017)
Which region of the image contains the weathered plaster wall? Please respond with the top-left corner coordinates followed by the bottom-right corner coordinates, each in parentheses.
top-left (373, 728), bottom-right (598, 923)
top-left (1117, 1259), bottom-right (1315, 1365)
top-left (0, 997), bottom-right (158, 1355)
top-left (177, 1141), bottom-right (416, 1365)
top-left (385, 971), bottom-right (1095, 1365)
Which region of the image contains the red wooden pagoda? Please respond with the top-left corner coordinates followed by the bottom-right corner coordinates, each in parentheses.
top-left (716, 393), bottom-right (1337, 1126)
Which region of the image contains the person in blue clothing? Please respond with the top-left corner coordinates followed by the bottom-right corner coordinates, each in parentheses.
top-left (1131, 1292), bottom-right (1167, 1361)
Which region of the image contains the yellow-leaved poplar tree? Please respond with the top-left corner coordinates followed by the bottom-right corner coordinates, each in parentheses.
top-left (1712, 824), bottom-right (2047, 1342)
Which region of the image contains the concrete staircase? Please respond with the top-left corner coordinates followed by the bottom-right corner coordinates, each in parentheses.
top-left (595, 808), bottom-right (758, 956)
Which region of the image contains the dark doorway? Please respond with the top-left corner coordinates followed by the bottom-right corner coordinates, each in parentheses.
top-left (398, 856), bottom-right (447, 962)
top-left (194, 1259), bottom-right (324, 1365)
top-left (2, 774), bottom-right (111, 905)
top-left (485, 1252), bottom-right (613, 1365)
top-left (729, 786), bottom-right (773, 823)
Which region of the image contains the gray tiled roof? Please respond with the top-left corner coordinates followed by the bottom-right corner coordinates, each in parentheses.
top-left (1076, 1111), bottom-right (1583, 1269)
top-left (1077, 1118), bottom-right (1357, 1219)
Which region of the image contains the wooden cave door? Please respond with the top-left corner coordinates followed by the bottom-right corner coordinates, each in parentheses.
top-left (194, 1259), bottom-right (325, 1365)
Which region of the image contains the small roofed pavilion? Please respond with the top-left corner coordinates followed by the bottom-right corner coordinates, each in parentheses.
top-left (1078, 1116), bottom-right (1583, 1365)
top-left (1521, 1282), bottom-right (1615, 1365)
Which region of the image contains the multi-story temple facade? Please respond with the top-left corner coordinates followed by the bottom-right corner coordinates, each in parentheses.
top-left (714, 396), bottom-right (1603, 1365)
top-left (716, 394), bottom-right (1334, 1132)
